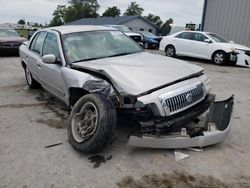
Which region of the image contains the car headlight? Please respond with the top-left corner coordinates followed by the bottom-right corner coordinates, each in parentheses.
top-left (231, 48), bottom-right (245, 54)
top-left (204, 78), bottom-right (212, 94)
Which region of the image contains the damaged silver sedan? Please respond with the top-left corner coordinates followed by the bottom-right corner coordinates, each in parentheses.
top-left (19, 25), bottom-right (234, 153)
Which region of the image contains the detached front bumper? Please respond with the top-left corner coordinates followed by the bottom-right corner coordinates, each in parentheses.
top-left (128, 95), bottom-right (234, 148)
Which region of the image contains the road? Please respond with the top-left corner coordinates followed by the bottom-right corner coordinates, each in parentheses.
top-left (0, 52), bottom-right (250, 188)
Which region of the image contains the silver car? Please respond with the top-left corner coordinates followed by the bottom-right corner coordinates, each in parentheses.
top-left (19, 26), bottom-right (234, 154)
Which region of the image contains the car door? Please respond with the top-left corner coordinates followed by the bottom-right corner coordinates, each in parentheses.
top-left (188, 33), bottom-right (213, 59)
top-left (26, 31), bottom-right (47, 81)
top-left (174, 32), bottom-right (194, 56)
top-left (38, 32), bottom-right (65, 101)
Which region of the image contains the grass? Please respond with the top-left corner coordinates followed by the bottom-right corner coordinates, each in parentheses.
top-left (15, 29), bottom-right (30, 39)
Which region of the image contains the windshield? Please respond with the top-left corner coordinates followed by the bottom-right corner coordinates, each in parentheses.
top-left (62, 30), bottom-right (143, 63)
top-left (207, 33), bottom-right (228, 43)
top-left (0, 29), bottom-right (20, 37)
top-left (112, 25), bottom-right (131, 33)
top-left (140, 31), bottom-right (155, 37)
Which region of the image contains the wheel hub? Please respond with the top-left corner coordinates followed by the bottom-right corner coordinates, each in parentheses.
top-left (71, 102), bottom-right (98, 143)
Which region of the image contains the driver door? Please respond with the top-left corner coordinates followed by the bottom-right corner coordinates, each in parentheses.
top-left (38, 32), bottom-right (65, 101)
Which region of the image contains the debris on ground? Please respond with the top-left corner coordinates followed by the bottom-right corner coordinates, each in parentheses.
top-left (174, 150), bottom-right (190, 161)
top-left (45, 143), bottom-right (63, 148)
top-left (88, 154), bottom-right (113, 168)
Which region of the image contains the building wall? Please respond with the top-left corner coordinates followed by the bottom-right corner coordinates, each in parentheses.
top-left (202, 0), bottom-right (250, 47)
top-left (123, 18), bottom-right (157, 34)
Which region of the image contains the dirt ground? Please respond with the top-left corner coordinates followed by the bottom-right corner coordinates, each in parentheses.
top-left (0, 51), bottom-right (250, 188)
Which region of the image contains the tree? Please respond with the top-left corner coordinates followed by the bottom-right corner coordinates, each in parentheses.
top-left (17, 19), bottom-right (25, 25)
top-left (49, 5), bottom-right (66, 26)
top-left (124, 2), bottom-right (144, 16)
top-left (145, 13), bottom-right (163, 27)
top-left (64, 0), bottom-right (100, 23)
top-left (102, 6), bottom-right (121, 17)
top-left (161, 18), bottom-right (173, 36)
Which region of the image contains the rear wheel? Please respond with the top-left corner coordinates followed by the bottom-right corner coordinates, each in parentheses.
top-left (68, 94), bottom-right (117, 154)
top-left (212, 51), bottom-right (227, 65)
top-left (165, 45), bottom-right (176, 57)
top-left (25, 67), bottom-right (40, 89)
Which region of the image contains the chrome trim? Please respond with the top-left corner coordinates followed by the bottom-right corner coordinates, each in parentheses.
top-left (158, 81), bottom-right (206, 116)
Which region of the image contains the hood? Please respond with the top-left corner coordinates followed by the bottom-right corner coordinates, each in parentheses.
top-left (221, 42), bottom-right (250, 51)
top-left (0, 36), bottom-right (27, 43)
top-left (73, 52), bottom-right (203, 95)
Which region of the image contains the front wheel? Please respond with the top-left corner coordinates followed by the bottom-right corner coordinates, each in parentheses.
top-left (68, 94), bottom-right (117, 154)
top-left (144, 42), bottom-right (149, 49)
top-left (212, 51), bottom-right (227, 65)
top-left (165, 45), bottom-right (176, 57)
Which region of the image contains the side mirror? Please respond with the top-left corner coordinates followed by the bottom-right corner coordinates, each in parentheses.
top-left (204, 39), bottom-right (212, 43)
top-left (42, 54), bottom-right (56, 64)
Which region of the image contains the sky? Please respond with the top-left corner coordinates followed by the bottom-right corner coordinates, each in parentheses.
top-left (0, 0), bottom-right (204, 26)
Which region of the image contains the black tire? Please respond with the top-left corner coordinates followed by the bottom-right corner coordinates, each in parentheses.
top-left (144, 42), bottom-right (149, 49)
top-left (68, 93), bottom-right (117, 154)
top-left (212, 51), bottom-right (227, 65)
top-left (165, 45), bottom-right (176, 57)
top-left (24, 66), bottom-right (40, 89)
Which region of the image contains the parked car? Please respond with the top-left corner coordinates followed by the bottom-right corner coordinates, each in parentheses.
top-left (140, 31), bottom-right (162, 49)
top-left (107, 25), bottom-right (142, 44)
top-left (0, 28), bottom-right (27, 53)
top-left (160, 31), bottom-right (250, 67)
top-left (19, 26), bottom-right (234, 154)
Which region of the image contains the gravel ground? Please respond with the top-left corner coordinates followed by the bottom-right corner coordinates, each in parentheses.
top-left (0, 51), bottom-right (250, 188)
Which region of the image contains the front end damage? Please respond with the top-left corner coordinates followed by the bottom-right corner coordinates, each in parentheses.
top-left (70, 64), bottom-right (234, 149)
top-left (128, 95), bottom-right (234, 148)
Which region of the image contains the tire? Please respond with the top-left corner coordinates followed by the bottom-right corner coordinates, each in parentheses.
top-left (68, 93), bottom-right (117, 154)
top-left (212, 51), bottom-right (227, 65)
top-left (165, 45), bottom-right (176, 57)
top-left (144, 42), bottom-right (149, 49)
top-left (24, 67), bottom-right (40, 89)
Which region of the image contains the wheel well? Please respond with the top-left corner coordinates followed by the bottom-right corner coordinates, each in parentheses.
top-left (165, 44), bottom-right (175, 52)
top-left (69, 87), bottom-right (89, 106)
top-left (211, 50), bottom-right (227, 60)
top-left (21, 61), bottom-right (26, 69)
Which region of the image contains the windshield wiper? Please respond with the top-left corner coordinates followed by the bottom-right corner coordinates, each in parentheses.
top-left (72, 52), bottom-right (137, 63)
top-left (106, 52), bottom-right (137, 58)
top-left (72, 56), bottom-right (107, 63)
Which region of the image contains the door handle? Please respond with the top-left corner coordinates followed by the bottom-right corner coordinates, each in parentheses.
top-left (37, 64), bottom-right (42, 68)
top-left (25, 55), bottom-right (29, 59)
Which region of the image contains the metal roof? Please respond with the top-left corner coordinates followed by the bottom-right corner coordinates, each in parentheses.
top-left (66, 16), bottom-right (160, 29)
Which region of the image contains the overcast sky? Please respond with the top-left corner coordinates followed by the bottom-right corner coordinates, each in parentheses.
top-left (0, 0), bottom-right (204, 26)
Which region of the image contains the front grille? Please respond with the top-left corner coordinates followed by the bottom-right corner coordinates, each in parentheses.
top-left (165, 83), bottom-right (204, 115)
top-left (130, 36), bottom-right (141, 42)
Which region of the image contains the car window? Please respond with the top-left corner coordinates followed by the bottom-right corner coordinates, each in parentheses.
top-left (30, 32), bottom-right (47, 54)
top-left (175, 32), bottom-right (193, 40)
top-left (193, 33), bottom-right (208, 42)
top-left (42, 33), bottom-right (60, 60)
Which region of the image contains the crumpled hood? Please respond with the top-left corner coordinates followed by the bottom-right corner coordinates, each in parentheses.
top-left (222, 42), bottom-right (250, 51)
top-left (73, 52), bottom-right (203, 95)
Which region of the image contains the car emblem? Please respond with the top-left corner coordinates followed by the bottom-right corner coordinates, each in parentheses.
top-left (186, 93), bottom-right (193, 102)
top-left (10, 43), bottom-right (14, 47)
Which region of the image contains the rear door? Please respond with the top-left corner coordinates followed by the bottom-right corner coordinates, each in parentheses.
top-left (174, 32), bottom-right (194, 55)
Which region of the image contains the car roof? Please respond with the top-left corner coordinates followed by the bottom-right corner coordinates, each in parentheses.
top-left (175, 30), bottom-right (213, 35)
top-left (44, 25), bottom-right (117, 35)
